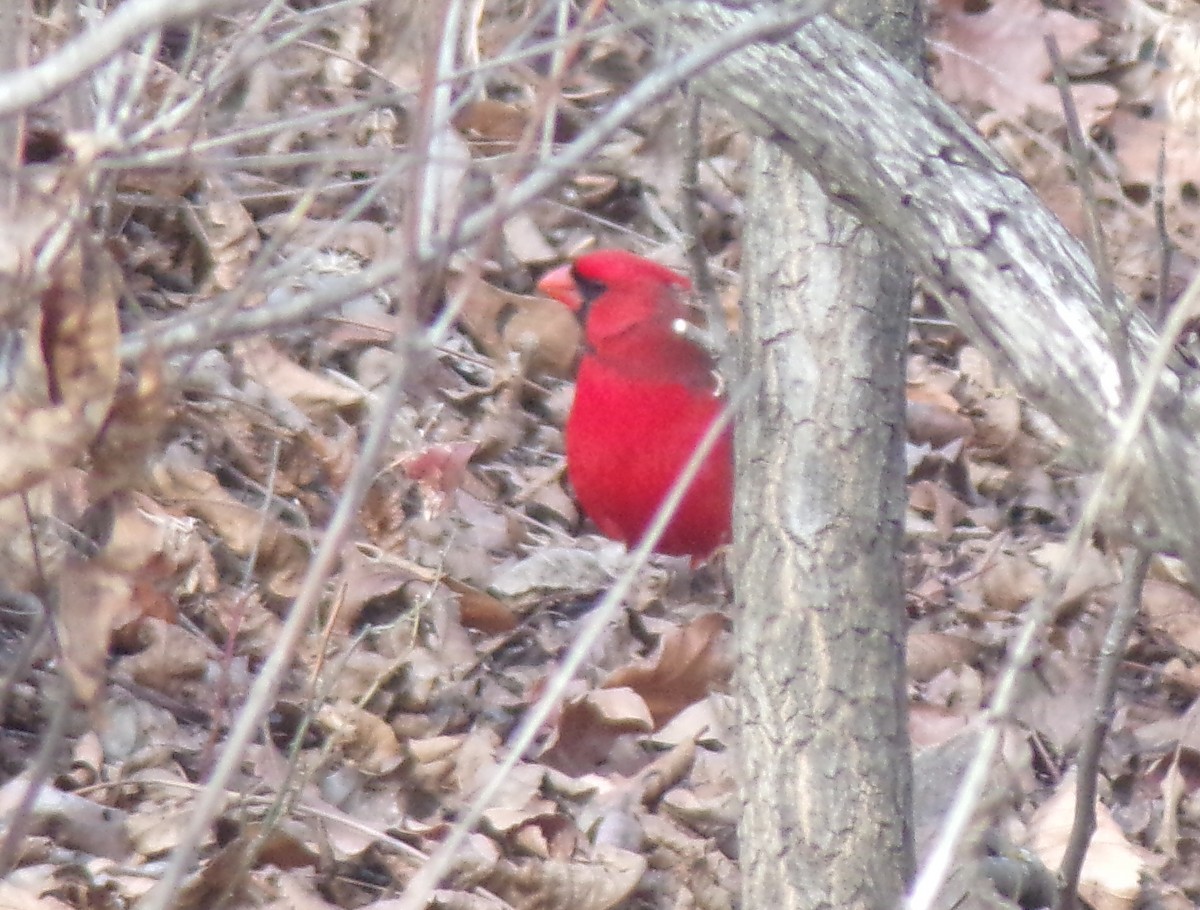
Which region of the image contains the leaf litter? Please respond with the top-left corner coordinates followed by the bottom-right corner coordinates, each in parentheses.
top-left (2, 1), bottom-right (1200, 908)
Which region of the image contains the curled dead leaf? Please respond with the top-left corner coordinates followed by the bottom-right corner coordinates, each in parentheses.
top-left (604, 613), bottom-right (730, 728)
top-left (319, 702), bottom-right (404, 775)
top-left (0, 223), bottom-right (120, 497)
top-left (908, 480), bottom-right (967, 540)
top-left (54, 558), bottom-right (136, 705)
top-left (907, 399), bottom-right (974, 447)
top-left (454, 275), bottom-right (582, 378)
top-left (981, 551), bottom-right (1045, 614)
top-left (1140, 579), bottom-right (1200, 655)
top-left (1027, 771), bottom-right (1150, 910)
top-left (907, 631), bottom-right (981, 683)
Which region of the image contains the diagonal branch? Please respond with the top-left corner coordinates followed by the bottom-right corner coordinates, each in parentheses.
top-left (0, 0), bottom-right (249, 119)
top-left (608, 0), bottom-right (1200, 559)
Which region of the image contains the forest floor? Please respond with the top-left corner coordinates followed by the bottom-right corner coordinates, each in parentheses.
top-left (4, 1), bottom-right (1200, 908)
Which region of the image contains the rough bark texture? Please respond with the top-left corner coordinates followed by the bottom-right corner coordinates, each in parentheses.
top-left (607, 0), bottom-right (1200, 560)
top-left (728, 2), bottom-right (920, 908)
top-left (0, 1), bottom-right (28, 207)
top-left (736, 156), bottom-right (914, 908)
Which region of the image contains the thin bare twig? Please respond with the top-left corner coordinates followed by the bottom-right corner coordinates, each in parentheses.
top-left (1055, 548), bottom-right (1149, 910)
top-left (119, 0), bottom-right (826, 361)
top-left (135, 252), bottom-right (426, 910)
top-left (0, 0), bottom-right (30, 206)
top-left (1045, 37), bottom-right (1128, 392)
top-left (0, 675), bottom-right (73, 875)
top-left (907, 261), bottom-right (1200, 910)
top-left (1153, 142), bottom-right (1174, 327)
top-left (680, 91), bottom-right (726, 353)
top-left (394, 374), bottom-right (753, 910)
top-left (0, 0), bottom-right (249, 119)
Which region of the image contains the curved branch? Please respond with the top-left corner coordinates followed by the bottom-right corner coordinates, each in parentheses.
top-left (0, 0), bottom-right (248, 119)
top-left (611, 0), bottom-right (1198, 556)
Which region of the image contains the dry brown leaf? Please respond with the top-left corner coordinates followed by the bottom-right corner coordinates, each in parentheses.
top-left (153, 445), bottom-right (308, 596)
top-left (404, 734), bottom-right (462, 791)
top-left (503, 210), bottom-right (558, 265)
top-left (261, 872), bottom-right (341, 910)
top-left (1139, 579), bottom-right (1200, 654)
top-left (908, 479), bottom-right (967, 539)
top-left (502, 294), bottom-right (584, 376)
top-left (640, 812), bottom-right (738, 905)
top-left (981, 551), bottom-right (1045, 614)
top-left (1156, 753), bottom-right (1185, 861)
top-left (1011, 647), bottom-right (1097, 754)
top-left (485, 844), bottom-right (646, 910)
top-left (455, 97), bottom-right (529, 144)
top-left (331, 550), bottom-right (415, 631)
top-left (261, 216), bottom-right (392, 266)
top-left (908, 701), bottom-right (971, 749)
top-left (1110, 107), bottom-right (1200, 192)
top-left (447, 577), bottom-right (519, 634)
top-left (198, 174), bottom-right (258, 293)
top-left (649, 696), bottom-right (729, 749)
top-left (115, 617), bottom-right (211, 700)
top-left (0, 881), bottom-right (76, 910)
top-left (0, 228), bottom-right (120, 497)
top-left (906, 371), bottom-right (962, 412)
top-left (54, 558), bottom-right (137, 705)
top-left (969, 391), bottom-right (1022, 457)
top-left (483, 802), bottom-right (577, 860)
top-left (454, 276), bottom-right (582, 378)
top-left (318, 702), bottom-right (404, 775)
top-left (907, 631), bottom-right (981, 683)
top-left (338, 548), bottom-right (518, 633)
top-left (541, 688), bottom-right (654, 774)
top-left (89, 357), bottom-right (170, 495)
top-left (0, 774), bottom-right (132, 858)
top-left (235, 338), bottom-right (364, 412)
top-left (631, 736), bottom-right (697, 805)
top-left (604, 613), bottom-right (731, 728)
top-left (1032, 541), bottom-right (1119, 614)
top-left (933, 0), bottom-right (1116, 129)
top-left (906, 400), bottom-right (973, 447)
top-left (172, 823), bottom-right (318, 910)
top-left (1160, 657), bottom-right (1200, 697)
top-left (491, 547), bottom-right (622, 598)
top-left (1027, 771), bottom-right (1150, 910)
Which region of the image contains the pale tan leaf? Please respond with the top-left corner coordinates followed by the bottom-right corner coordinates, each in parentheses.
top-left (604, 613), bottom-right (730, 727)
top-left (235, 338), bottom-right (364, 411)
top-left (1027, 771), bottom-right (1149, 910)
top-left (54, 559), bottom-right (136, 705)
top-left (933, 0), bottom-right (1115, 129)
top-left (318, 702), bottom-right (404, 775)
top-left (981, 551), bottom-right (1045, 614)
top-left (0, 229), bottom-right (120, 496)
top-left (199, 174), bottom-right (258, 294)
top-left (907, 631), bottom-right (981, 683)
top-left (1139, 579), bottom-right (1200, 654)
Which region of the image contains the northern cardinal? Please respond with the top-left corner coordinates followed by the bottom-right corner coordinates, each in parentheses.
top-left (537, 250), bottom-right (732, 559)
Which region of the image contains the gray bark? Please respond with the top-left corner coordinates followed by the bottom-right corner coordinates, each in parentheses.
top-left (736, 154), bottom-right (914, 908)
top-left (608, 0), bottom-right (1200, 558)
top-left (732, 2), bottom-right (919, 908)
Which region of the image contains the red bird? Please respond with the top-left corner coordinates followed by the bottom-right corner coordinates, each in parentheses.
top-left (537, 250), bottom-right (732, 559)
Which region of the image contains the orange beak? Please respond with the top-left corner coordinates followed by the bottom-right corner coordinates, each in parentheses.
top-left (536, 264), bottom-right (583, 311)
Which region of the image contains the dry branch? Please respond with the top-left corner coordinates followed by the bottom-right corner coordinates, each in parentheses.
top-left (0, 0), bottom-right (250, 119)
top-left (610, 1), bottom-right (1200, 557)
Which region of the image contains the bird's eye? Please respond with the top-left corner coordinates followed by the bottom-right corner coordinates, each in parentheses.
top-left (572, 270), bottom-right (607, 309)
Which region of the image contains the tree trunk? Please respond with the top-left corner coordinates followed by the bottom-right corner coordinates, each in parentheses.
top-left (732, 3), bottom-right (920, 908)
top-left (606, 0), bottom-right (1200, 574)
